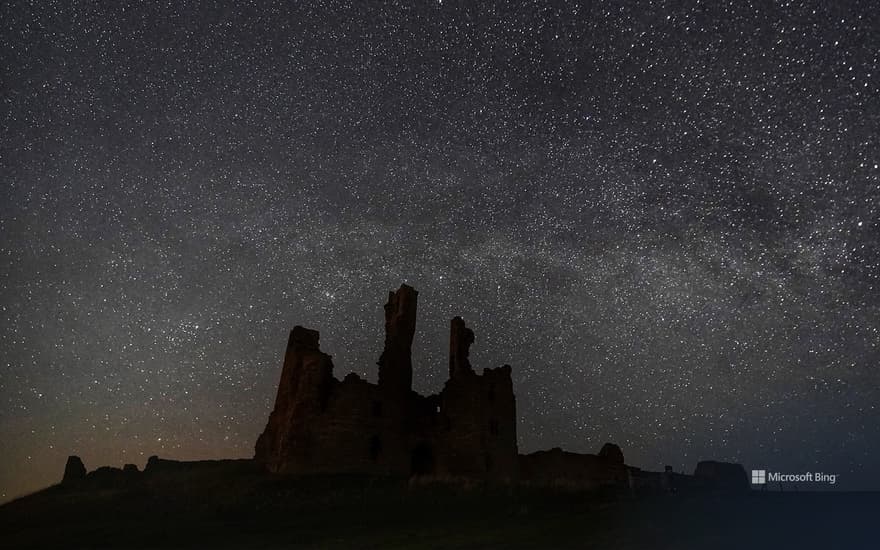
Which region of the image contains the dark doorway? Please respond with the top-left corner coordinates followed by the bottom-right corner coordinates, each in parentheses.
top-left (410, 442), bottom-right (435, 476)
top-left (369, 435), bottom-right (382, 461)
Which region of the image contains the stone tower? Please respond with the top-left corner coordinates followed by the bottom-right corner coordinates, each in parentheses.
top-left (377, 284), bottom-right (418, 394)
top-left (254, 326), bottom-right (335, 473)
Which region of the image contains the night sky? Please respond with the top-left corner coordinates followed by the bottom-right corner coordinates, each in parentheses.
top-left (2, 0), bottom-right (879, 502)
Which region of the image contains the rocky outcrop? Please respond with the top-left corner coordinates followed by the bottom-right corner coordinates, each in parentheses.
top-left (62, 456), bottom-right (86, 483)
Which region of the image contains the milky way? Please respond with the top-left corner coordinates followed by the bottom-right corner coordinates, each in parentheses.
top-left (2, 1), bottom-right (878, 501)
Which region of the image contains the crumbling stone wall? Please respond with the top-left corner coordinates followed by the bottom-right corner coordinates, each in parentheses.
top-left (435, 341), bottom-right (518, 481)
top-left (518, 445), bottom-right (628, 490)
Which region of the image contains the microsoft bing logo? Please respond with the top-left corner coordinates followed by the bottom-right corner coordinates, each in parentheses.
top-left (751, 470), bottom-right (766, 484)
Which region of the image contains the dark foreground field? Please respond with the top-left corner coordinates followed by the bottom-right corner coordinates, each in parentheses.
top-left (1, 471), bottom-right (876, 549)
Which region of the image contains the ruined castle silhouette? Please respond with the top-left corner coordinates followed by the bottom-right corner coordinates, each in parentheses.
top-left (255, 284), bottom-right (521, 481)
top-left (253, 283), bottom-right (646, 488)
top-left (57, 284), bottom-right (749, 494)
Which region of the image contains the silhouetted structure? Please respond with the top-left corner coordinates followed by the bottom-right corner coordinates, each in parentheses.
top-left (693, 460), bottom-right (749, 491)
top-left (62, 456), bottom-right (86, 483)
top-left (251, 284), bottom-right (751, 492)
top-left (518, 446), bottom-right (628, 490)
top-left (56, 285), bottom-right (751, 494)
top-left (254, 285), bottom-right (519, 481)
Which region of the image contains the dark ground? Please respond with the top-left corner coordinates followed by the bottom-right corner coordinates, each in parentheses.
top-left (1, 472), bottom-right (876, 549)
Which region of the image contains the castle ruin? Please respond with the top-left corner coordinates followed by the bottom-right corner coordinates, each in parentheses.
top-left (56, 284), bottom-right (749, 495)
top-left (254, 284), bottom-right (519, 481)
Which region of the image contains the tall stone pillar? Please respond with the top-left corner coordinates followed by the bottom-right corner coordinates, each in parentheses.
top-left (377, 284), bottom-right (418, 393)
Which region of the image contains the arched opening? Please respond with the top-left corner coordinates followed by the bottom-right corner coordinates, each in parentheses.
top-left (410, 442), bottom-right (435, 476)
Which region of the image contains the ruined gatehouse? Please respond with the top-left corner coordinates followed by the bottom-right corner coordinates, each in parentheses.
top-left (254, 284), bottom-right (519, 481)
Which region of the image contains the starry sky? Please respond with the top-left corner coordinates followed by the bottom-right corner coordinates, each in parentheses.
top-left (2, 0), bottom-right (879, 501)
